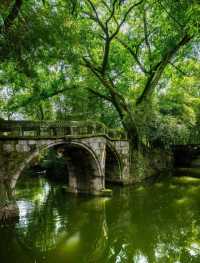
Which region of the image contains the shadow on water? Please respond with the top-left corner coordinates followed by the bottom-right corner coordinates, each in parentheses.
top-left (1, 171), bottom-right (200, 262)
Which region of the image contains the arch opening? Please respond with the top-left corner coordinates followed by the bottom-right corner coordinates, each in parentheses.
top-left (105, 144), bottom-right (122, 185)
top-left (56, 143), bottom-right (103, 194)
top-left (16, 141), bottom-right (104, 195)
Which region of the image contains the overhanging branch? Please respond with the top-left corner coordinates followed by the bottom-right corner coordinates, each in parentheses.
top-left (85, 0), bottom-right (106, 32)
top-left (143, 7), bottom-right (152, 63)
top-left (117, 37), bottom-right (149, 75)
top-left (88, 87), bottom-right (112, 102)
top-left (136, 34), bottom-right (192, 105)
top-left (110, 0), bottom-right (144, 40)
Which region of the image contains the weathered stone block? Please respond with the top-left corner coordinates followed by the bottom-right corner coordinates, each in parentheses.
top-left (3, 144), bottom-right (15, 153)
top-left (92, 177), bottom-right (104, 190)
top-left (120, 141), bottom-right (128, 147)
top-left (28, 140), bottom-right (37, 145)
top-left (16, 144), bottom-right (30, 153)
top-left (91, 142), bottom-right (99, 149)
top-left (122, 148), bottom-right (129, 154)
top-left (18, 140), bottom-right (28, 145)
top-left (113, 141), bottom-right (120, 148)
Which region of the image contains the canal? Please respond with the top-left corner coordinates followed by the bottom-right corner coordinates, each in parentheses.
top-left (1, 173), bottom-right (200, 263)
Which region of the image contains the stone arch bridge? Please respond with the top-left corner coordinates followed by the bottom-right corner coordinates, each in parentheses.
top-left (0, 120), bottom-right (131, 221)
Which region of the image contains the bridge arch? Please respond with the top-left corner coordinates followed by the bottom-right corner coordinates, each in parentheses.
top-left (105, 141), bottom-right (122, 184)
top-left (11, 140), bottom-right (104, 194)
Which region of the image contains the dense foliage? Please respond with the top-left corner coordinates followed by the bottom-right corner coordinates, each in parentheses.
top-left (0, 0), bottom-right (199, 147)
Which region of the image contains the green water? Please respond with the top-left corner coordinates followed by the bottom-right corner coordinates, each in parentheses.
top-left (1, 175), bottom-right (200, 263)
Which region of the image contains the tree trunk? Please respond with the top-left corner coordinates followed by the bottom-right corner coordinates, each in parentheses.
top-left (109, 91), bottom-right (139, 148)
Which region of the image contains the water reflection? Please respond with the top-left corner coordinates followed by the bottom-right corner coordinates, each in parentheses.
top-left (1, 175), bottom-right (200, 262)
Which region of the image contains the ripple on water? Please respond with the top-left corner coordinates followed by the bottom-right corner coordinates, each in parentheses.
top-left (3, 175), bottom-right (200, 263)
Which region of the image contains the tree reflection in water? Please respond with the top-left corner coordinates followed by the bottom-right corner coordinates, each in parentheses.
top-left (1, 175), bottom-right (200, 262)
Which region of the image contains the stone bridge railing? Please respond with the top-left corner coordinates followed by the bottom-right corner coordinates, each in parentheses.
top-left (0, 120), bottom-right (127, 140)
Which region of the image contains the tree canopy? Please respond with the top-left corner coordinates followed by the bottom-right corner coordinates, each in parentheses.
top-left (0, 0), bottom-right (200, 147)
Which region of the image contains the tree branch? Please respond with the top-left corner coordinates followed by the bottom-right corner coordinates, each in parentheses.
top-left (169, 62), bottom-right (191, 77)
top-left (85, 0), bottom-right (106, 32)
top-left (1, 0), bottom-right (23, 33)
top-left (101, 34), bottom-right (110, 74)
top-left (117, 37), bottom-right (149, 74)
top-left (85, 0), bottom-right (144, 75)
top-left (136, 34), bottom-right (192, 105)
top-left (83, 56), bottom-right (126, 104)
top-left (88, 87), bottom-right (112, 102)
top-left (143, 7), bottom-right (152, 63)
top-left (157, 0), bottom-right (184, 29)
top-left (84, 0), bottom-right (110, 74)
top-left (105, 0), bottom-right (118, 27)
top-left (102, 0), bottom-right (144, 73)
top-left (82, 56), bottom-right (102, 75)
top-left (110, 0), bottom-right (144, 40)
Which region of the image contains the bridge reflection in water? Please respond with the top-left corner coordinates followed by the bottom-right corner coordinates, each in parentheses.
top-left (1, 175), bottom-right (200, 263)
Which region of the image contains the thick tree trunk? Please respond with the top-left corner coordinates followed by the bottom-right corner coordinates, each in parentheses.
top-left (111, 94), bottom-right (139, 148)
top-left (122, 117), bottom-right (139, 148)
top-left (110, 96), bottom-right (147, 177)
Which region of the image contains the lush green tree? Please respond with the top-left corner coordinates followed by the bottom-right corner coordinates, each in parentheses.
top-left (0, 0), bottom-right (199, 150)
top-left (76, 0), bottom-right (199, 148)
